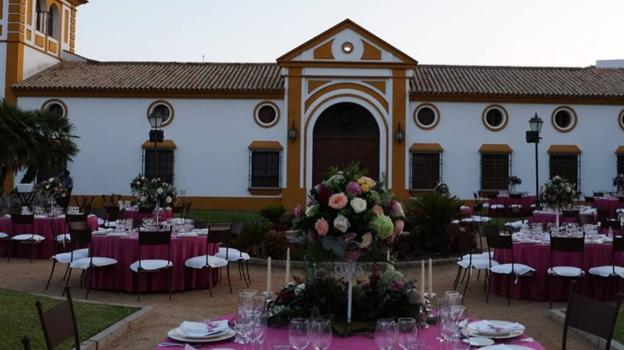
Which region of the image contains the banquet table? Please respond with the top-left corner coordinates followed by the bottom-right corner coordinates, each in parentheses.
top-left (0, 214), bottom-right (99, 259)
top-left (527, 209), bottom-right (597, 225)
top-left (594, 197), bottom-right (624, 217)
top-left (89, 233), bottom-right (218, 292)
top-left (489, 195), bottom-right (536, 216)
top-left (156, 315), bottom-right (546, 350)
top-left (492, 242), bottom-right (622, 301)
top-left (123, 208), bottom-right (173, 223)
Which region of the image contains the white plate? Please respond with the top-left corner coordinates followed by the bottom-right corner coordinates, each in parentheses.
top-left (167, 328), bottom-right (235, 343)
top-left (462, 336), bottom-right (495, 346)
top-left (467, 320), bottom-right (525, 339)
top-left (478, 345), bottom-right (533, 350)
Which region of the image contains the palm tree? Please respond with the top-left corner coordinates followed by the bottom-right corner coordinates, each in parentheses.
top-left (0, 100), bottom-right (79, 186)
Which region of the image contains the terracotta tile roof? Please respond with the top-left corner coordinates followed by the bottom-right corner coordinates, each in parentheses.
top-left (411, 64), bottom-right (624, 99)
top-left (13, 61), bottom-right (284, 93)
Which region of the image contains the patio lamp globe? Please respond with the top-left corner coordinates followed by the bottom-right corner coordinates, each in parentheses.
top-left (148, 110), bottom-right (166, 130)
top-left (529, 113), bottom-right (544, 133)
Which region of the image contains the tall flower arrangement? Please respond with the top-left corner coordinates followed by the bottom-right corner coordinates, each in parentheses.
top-left (540, 176), bottom-right (576, 210)
top-left (130, 175), bottom-right (177, 209)
top-left (34, 177), bottom-right (69, 204)
top-left (509, 176), bottom-right (522, 193)
top-left (293, 163), bottom-right (405, 261)
top-left (613, 174), bottom-right (624, 193)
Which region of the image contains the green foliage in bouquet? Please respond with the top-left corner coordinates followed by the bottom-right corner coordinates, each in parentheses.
top-left (34, 177), bottom-right (69, 203)
top-left (130, 175), bottom-right (177, 209)
top-left (540, 176), bottom-right (576, 210)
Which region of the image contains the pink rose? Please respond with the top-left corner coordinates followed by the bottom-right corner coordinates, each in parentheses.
top-left (359, 232), bottom-right (373, 249)
top-left (372, 205), bottom-right (384, 216)
top-left (314, 218), bottom-right (329, 236)
top-left (342, 232), bottom-right (357, 242)
top-left (294, 204), bottom-right (304, 218)
top-left (328, 193), bottom-right (348, 209)
top-left (394, 219), bottom-right (405, 235)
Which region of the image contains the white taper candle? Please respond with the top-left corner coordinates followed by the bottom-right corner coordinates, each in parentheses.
top-left (421, 260), bottom-right (425, 295)
top-left (285, 248), bottom-right (291, 285)
top-left (428, 258), bottom-right (433, 295)
top-left (267, 257), bottom-right (272, 295)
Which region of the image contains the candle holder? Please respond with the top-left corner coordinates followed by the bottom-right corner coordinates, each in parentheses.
top-left (334, 260), bottom-right (364, 323)
top-left (423, 292), bottom-right (439, 327)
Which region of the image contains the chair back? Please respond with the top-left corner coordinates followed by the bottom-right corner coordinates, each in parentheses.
top-left (138, 230), bottom-right (172, 270)
top-left (580, 214), bottom-right (596, 225)
top-left (562, 209), bottom-right (579, 218)
top-left (194, 218), bottom-right (208, 229)
top-left (584, 196), bottom-right (594, 203)
top-left (138, 206), bottom-right (155, 214)
top-left (207, 224), bottom-right (232, 244)
top-left (103, 204), bottom-right (120, 222)
top-left (487, 192), bottom-right (498, 200)
top-left (172, 205), bottom-right (184, 216)
top-left (563, 282), bottom-right (622, 350)
top-left (69, 220), bottom-right (92, 245)
top-left (485, 232), bottom-right (513, 250)
top-left (11, 214), bottom-right (34, 225)
top-left (483, 224), bottom-right (499, 237)
top-left (231, 222), bottom-right (244, 235)
top-left (509, 193), bottom-right (522, 199)
top-left (35, 287), bottom-right (80, 350)
top-left (65, 213), bottom-right (87, 224)
top-left (549, 235), bottom-right (585, 271)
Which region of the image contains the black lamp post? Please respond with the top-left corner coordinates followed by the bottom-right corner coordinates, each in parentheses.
top-left (525, 113), bottom-right (544, 209)
top-left (148, 110), bottom-right (166, 180)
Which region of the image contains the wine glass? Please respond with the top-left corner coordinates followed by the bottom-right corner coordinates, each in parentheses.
top-left (374, 319), bottom-right (397, 350)
top-left (248, 310), bottom-right (267, 350)
top-left (289, 318), bottom-right (310, 350)
top-left (397, 317), bottom-right (417, 350)
top-left (449, 305), bottom-right (467, 341)
top-left (308, 319), bottom-right (332, 350)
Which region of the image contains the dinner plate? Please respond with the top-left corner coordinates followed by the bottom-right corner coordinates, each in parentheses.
top-left (167, 328), bottom-right (235, 343)
top-left (467, 320), bottom-right (525, 339)
top-left (462, 336), bottom-right (495, 346)
top-left (478, 345), bottom-right (533, 350)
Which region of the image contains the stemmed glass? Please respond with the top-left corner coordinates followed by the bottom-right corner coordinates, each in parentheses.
top-left (308, 319), bottom-right (332, 350)
top-left (449, 305), bottom-right (467, 342)
top-left (375, 319), bottom-right (397, 350)
top-left (397, 317), bottom-right (418, 350)
top-left (289, 318), bottom-right (310, 350)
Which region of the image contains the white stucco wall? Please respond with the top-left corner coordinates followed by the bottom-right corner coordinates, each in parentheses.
top-left (23, 45), bottom-right (60, 79)
top-left (407, 101), bottom-right (624, 199)
top-left (17, 97), bottom-right (287, 197)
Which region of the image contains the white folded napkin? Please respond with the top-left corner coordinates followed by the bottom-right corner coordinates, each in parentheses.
top-left (179, 320), bottom-right (228, 337)
top-left (479, 345), bottom-right (516, 350)
top-left (474, 320), bottom-right (525, 335)
top-left (183, 345), bottom-right (197, 350)
top-left (106, 231), bottom-right (128, 237)
top-left (176, 232), bottom-right (198, 238)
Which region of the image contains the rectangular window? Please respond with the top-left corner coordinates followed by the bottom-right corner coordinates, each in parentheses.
top-left (144, 149), bottom-right (174, 184)
top-left (550, 154), bottom-right (579, 189)
top-left (618, 155), bottom-right (624, 176)
top-left (481, 153), bottom-right (509, 190)
top-left (250, 150), bottom-right (281, 188)
top-left (411, 152), bottom-right (441, 190)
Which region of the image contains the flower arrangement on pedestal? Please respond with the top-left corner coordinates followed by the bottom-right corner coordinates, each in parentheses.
top-left (613, 174), bottom-right (624, 194)
top-left (130, 175), bottom-right (177, 209)
top-left (509, 176), bottom-right (522, 193)
top-left (540, 176), bottom-right (576, 210)
top-left (34, 177), bottom-right (69, 204)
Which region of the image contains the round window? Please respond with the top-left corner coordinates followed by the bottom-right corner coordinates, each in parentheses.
top-left (413, 104), bottom-right (440, 130)
top-left (41, 100), bottom-right (67, 118)
top-left (147, 101), bottom-right (174, 127)
top-left (619, 109), bottom-right (624, 131)
top-left (551, 107), bottom-right (577, 132)
top-left (254, 102), bottom-right (280, 127)
top-left (341, 42), bottom-right (354, 54)
top-left (482, 105), bottom-right (508, 131)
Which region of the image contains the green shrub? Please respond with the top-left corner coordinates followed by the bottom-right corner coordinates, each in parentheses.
top-left (233, 221), bottom-right (272, 256)
top-left (259, 205), bottom-right (287, 224)
top-left (262, 231), bottom-right (289, 259)
top-left (407, 192), bottom-right (461, 254)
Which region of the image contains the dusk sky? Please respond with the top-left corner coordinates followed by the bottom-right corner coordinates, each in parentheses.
top-left (77, 0), bottom-right (624, 67)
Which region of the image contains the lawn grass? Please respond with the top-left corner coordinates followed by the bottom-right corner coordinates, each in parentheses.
top-left (189, 209), bottom-right (264, 223)
top-left (0, 289), bottom-right (138, 350)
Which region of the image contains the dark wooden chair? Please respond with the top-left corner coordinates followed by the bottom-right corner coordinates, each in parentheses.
top-left (588, 236), bottom-right (624, 296)
top-left (584, 195), bottom-right (594, 203)
top-left (102, 203), bottom-right (121, 227)
top-left (562, 209), bottom-right (580, 224)
top-left (183, 202), bottom-right (193, 218)
top-left (212, 223), bottom-right (252, 289)
top-left (485, 231), bottom-right (535, 306)
top-left (183, 224), bottom-right (228, 297)
top-left (509, 193), bottom-right (522, 199)
top-left (73, 196), bottom-right (94, 214)
top-left (547, 234), bottom-right (585, 308)
top-left (8, 214), bottom-right (44, 263)
top-left (130, 230), bottom-right (173, 301)
top-left (45, 219), bottom-right (91, 291)
top-left (562, 281), bottom-right (622, 350)
top-left (453, 222), bottom-right (491, 296)
top-left (172, 204), bottom-right (185, 218)
top-left (35, 287), bottom-right (81, 350)
top-left (580, 213), bottom-right (596, 226)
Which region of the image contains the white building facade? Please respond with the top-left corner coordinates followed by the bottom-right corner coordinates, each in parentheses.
top-left (4, 15), bottom-right (624, 209)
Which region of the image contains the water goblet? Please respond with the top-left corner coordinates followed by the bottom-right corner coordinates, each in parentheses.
top-left (308, 318), bottom-right (332, 350)
top-left (397, 317), bottom-right (418, 350)
top-left (375, 319), bottom-right (397, 350)
top-left (288, 318), bottom-right (310, 350)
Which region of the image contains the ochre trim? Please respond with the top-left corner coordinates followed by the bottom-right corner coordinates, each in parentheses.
top-left (248, 141), bottom-right (283, 150)
top-left (551, 106), bottom-right (578, 133)
top-left (279, 61), bottom-right (416, 69)
top-left (410, 93), bottom-right (624, 106)
top-left (313, 39), bottom-right (334, 60)
top-left (141, 140), bottom-right (177, 149)
top-left (413, 103), bottom-right (440, 130)
top-left (305, 82), bottom-right (388, 111)
top-left (361, 39), bottom-right (381, 60)
top-left (479, 144), bottom-right (512, 154)
top-left (35, 33), bottom-right (44, 47)
top-left (63, 8), bottom-right (70, 44)
top-left (481, 104), bottom-right (509, 132)
top-left (277, 19), bottom-right (418, 65)
top-left (47, 39), bottom-right (57, 54)
top-left (547, 145), bottom-right (582, 155)
top-left (362, 80), bottom-right (386, 94)
top-left (392, 68), bottom-right (409, 201)
top-left (615, 146), bottom-right (624, 155)
top-left (248, 188), bottom-right (282, 196)
top-left (253, 101), bottom-right (280, 128)
top-left (307, 80), bottom-right (331, 94)
top-left (410, 143), bottom-right (443, 153)
top-left (282, 67), bottom-right (306, 209)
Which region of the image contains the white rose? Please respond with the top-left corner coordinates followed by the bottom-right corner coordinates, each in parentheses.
top-left (140, 196), bottom-right (147, 202)
top-left (350, 197), bottom-right (367, 213)
top-left (305, 205), bottom-right (318, 217)
top-left (166, 196), bottom-right (172, 203)
top-left (294, 283), bottom-right (306, 296)
top-left (157, 188), bottom-right (164, 194)
top-left (333, 214), bottom-right (350, 233)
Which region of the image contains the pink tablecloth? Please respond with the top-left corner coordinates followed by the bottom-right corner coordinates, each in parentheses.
top-left (0, 214), bottom-right (99, 259)
top-left (123, 208), bottom-right (173, 223)
top-left (489, 195), bottom-right (536, 216)
top-left (492, 243), bottom-right (622, 301)
top-left (89, 234), bottom-right (218, 292)
top-left (594, 197), bottom-right (624, 218)
top-left (156, 315), bottom-right (545, 350)
top-left (528, 212), bottom-right (581, 225)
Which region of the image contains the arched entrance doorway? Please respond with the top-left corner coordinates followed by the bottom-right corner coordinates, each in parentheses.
top-left (312, 102), bottom-right (380, 185)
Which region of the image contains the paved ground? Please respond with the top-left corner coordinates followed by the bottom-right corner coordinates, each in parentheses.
top-left (0, 258), bottom-right (593, 349)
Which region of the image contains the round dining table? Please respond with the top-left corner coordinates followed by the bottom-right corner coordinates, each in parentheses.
top-left (0, 214), bottom-right (99, 259)
top-left (594, 197), bottom-right (624, 217)
top-left (155, 315), bottom-right (546, 349)
top-left (88, 233), bottom-right (218, 292)
top-left (122, 208), bottom-right (173, 223)
top-left (489, 195), bottom-right (536, 216)
top-left (492, 241), bottom-right (622, 301)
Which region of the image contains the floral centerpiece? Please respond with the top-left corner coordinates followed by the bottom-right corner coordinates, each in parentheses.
top-left (34, 177), bottom-right (69, 204)
top-left (292, 162), bottom-right (405, 261)
top-left (613, 174), bottom-right (624, 194)
top-left (509, 176), bottom-right (522, 193)
top-left (130, 175), bottom-right (177, 209)
top-left (540, 176), bottom-right (576, 228)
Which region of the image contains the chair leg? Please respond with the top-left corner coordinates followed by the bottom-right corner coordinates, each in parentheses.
top-left (486, 273), bottom-right (492, 303)
top-left (241, 262), bottom-right (249, 288)
top-left (167, 268), bottom-right (172, 301)
top-left (85, 268), bottom-right (93, 300)
top-left (459, 267), bottom-right (468, 286)
top-left (238, 262), bottom-right (244, 280)
top-left (507, 274), bottom-right (512, 306)
top-left (62, 264), bottom-right (71, 281)
top-left (548, 274), bottom-right (553, 309)
top-left (63, 268), bottom-right (73, 296)
top-left (462, 269), bottom-right (471, 296)
top-left (44, 260), bottom-right (57, 290)
top-left (452, 266), bottom-right (462, 290)
top-left (226, 264), bottom-right (233, 293)
top-left (207, 267), bottom-right (213, 297)
top-left (245, 261), bottom-right (251, 284)
top-left (6, 240), bottom-right (10, 263)
top-left (476, 269), bottom-right (481, 282)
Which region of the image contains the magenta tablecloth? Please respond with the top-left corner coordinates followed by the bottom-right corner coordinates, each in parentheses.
top-left (89, 234), bottom-right (218, 292)
top-left (0, 214), bottom-right (98, 259)
top-left (594, 198), bottom-right (624, 218)
top-left (492, 243), bottom-right (623, 301)
top-left (123, 208), bottom-right (173, 223)
top-left (489, 195), bottom-right (536, 216)
top-left (156, 315), bottom-right (545, 350)
top-left (528, 212), bottom-right (581, 225)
